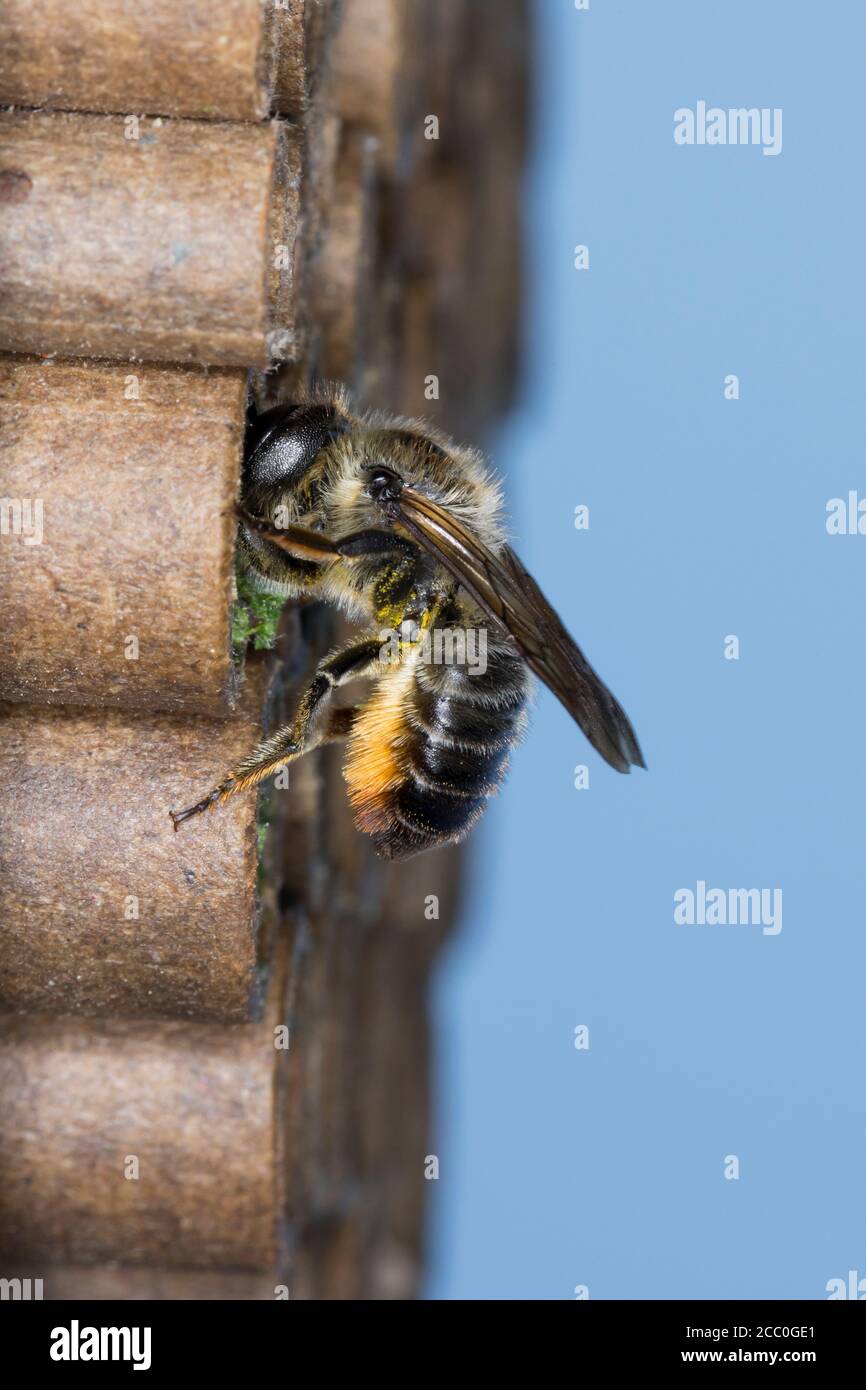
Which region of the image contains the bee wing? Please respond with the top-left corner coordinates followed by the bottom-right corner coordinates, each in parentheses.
top-left (390, 486), bottom-right (645, 773)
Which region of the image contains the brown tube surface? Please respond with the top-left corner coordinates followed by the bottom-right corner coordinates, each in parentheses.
top-left (0, 999), bottom-right (288, 1270)
top-left (0, 666), bottom-right (274, 1023)
top-left (0, 355), bottom-right (245, 716)
top-left (0, 111), bottom-right (299, 367)
top-left (24, 1266), bottom-right (279, 1301)
top-left (0, 0), bottom-right (287, 122)
top-left (313, 130), bottom-right (379, 387)
top-left (330, 0), bottom-right (418, 173)
top-left (274, 0), bottom-right (345, 115)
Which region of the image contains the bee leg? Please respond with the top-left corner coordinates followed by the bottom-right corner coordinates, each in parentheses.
top-left (237, 506), bottom-right (419, 565)
top-left (333, 529), bottom-right (418, 561)
top-left (324, 705), bottom-right (360, 739)
top-left (233, 505), bottom-right (339, 562)
top-left (169, 637), bottom-right (382, 829)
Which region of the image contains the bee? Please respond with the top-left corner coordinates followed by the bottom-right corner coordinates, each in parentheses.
top-left (170, 389), bottom-right (645, 859)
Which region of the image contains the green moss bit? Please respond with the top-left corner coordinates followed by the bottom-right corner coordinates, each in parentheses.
top-left (231, 572), bottom-right (287, 658)
top-left (255, 782), bottom-right (275, 895)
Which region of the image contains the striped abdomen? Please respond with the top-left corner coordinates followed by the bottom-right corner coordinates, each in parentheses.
top-left (344, 624), bottom-right (529, 860)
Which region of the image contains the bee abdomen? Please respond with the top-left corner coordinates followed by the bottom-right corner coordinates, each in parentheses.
top-left (407, 732), bottom-right (506, 797)
top-left (346, 635), bottom-right (529, 860)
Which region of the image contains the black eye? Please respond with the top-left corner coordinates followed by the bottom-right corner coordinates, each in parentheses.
top-left (245, 405), bottom-right (348, 489)
top-left (365, 465), bottom-right (403, 501)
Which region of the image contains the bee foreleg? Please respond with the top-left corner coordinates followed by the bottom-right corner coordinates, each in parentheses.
top-left (324, 705), bottom-right (361, 739)
top-left (334, 529), bottom-right (417, 561)
top-left (236, 510), bottom-right (417, 567)
top-left (234, 506), bottom-right (339, 562)
top-left (169, 637), bottom-right (382, 829)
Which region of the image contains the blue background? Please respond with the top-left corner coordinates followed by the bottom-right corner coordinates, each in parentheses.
top-left (427, 0), bottom-right (865, 1300)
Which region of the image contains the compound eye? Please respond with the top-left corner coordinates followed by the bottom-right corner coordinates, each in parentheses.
top-left (245, 404), bottom-right (348, 489)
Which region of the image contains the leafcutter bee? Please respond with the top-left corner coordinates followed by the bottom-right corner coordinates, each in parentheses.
top-left (170, 390), bottom-right (644, 858)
